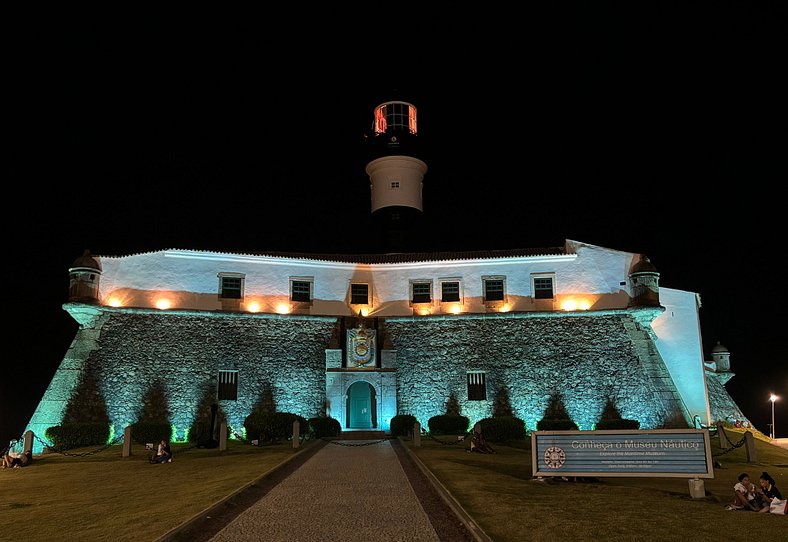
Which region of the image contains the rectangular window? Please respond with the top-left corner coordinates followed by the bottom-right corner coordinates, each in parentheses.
top-left (483, 278), bottom-right (505, 302)
top-left (219, 275), bottom-right (243, 299)
top-left (218, 370), bottom-right (238, 401)
top-left (412, 282), bottom-right (431, 304)
top-left (441, 281), bottom-right (460, 302)
top-left (390, 181), bottom-right (400, 189)
top-left (467, 372), bottom-right (487, 401)
top-left (291, 280), bottom-right (312, 302)
top-left (533, 276), bottom-right (554, 299)
top-left (350, 283), bottom-right (369, 305)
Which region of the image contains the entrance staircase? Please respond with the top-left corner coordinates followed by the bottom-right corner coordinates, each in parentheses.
top-left (339, 430), bottom-right (388, 440)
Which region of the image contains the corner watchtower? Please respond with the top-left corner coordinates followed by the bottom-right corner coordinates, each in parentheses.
top-left (68, 249), bottom-right (102, 303)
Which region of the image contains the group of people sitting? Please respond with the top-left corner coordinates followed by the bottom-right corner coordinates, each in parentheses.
top-left (727, 471), bottom-right (784, 512)
top-left (2, 449), bottom-right (32, 469)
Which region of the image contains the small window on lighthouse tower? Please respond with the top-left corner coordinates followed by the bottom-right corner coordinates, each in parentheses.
top-left (390, 181), bottom-right (400, 189)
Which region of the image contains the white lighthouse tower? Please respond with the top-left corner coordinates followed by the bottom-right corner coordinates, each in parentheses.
top-left (365, 99), bottom-right (427, 252)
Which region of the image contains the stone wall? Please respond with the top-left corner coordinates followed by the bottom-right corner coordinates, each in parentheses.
top-left (384, 311), bottom-right (687, 431)
top-left (27, 305), bottom-right (694, 451)
top-left (706, 372), bottom-right (752, 427)
top-left (29, 307), bottom-right (337, 447)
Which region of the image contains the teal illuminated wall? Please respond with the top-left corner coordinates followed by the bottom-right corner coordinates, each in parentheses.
top-left (26, 305), bottom-right (691, 453)
top-left (385, 310), bottom-right (688, 431)
top-left (26, 307), bottom-right (337, 452)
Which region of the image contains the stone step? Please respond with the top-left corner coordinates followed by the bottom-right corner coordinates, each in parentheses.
top-left (338, 430), bottom-right (388, 440)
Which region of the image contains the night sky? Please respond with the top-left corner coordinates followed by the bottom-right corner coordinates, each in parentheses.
top-left (5, 6), bottom-right (786, 447)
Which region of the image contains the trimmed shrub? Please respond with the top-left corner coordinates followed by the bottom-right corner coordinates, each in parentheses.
top-left (596, 419), bottom-right (640, 430)
top-left (478, 417), bottom-right (527, 442)
top-left (187, 420), bottom-right (212, 442)
top-left (390, 414), bottom-right (419, 437)
top-left (244, 412), bottom-right (309, 443)
top-left (428, 414), bottom-right (469, 435)
top-left (536, 419), bottom-right (578, 431)
top-left (131, 422), bottom-right (172, 444)
top-left (309, 417), bottom-right (341, 438)
top-left (45, 423), bottom-right (110, 450)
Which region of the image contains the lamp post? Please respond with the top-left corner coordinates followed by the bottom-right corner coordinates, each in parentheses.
top-left (770, 394), bottom-right (779, 439)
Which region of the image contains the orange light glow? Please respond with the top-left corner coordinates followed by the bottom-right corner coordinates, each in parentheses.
top-left (561, 300), bottom-right (578, 311)
top-left (247, 302), bottom-right (261, 313)
top-left (359, 307), bottom-right (369, 317)
top-left (500, 303), bottom-right (510, 313)
top-left (449, 304), bottom-right (462, 314)
top-left (155, 299), bottom-right (171, 310)
top-left (374, 106), bottom-right (387, 134)
top-left (419, 307), bottom-right (431, 316)
top-left (561, 299), bottom-right (591, 311)
top-left (107, 297), bottom-right (123, 307)
top-left (276, 303), bottom-right (291, 314)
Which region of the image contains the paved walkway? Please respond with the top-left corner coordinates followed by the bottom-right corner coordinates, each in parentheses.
top-left (208, 440), bottom-right (442, 542)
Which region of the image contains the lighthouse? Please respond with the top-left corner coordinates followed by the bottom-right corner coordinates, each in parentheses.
top-left (365, 99), bottom-right (428, 252)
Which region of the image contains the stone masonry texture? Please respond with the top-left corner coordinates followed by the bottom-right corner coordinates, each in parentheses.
top-left (30, 308), bottom-right (690, 444)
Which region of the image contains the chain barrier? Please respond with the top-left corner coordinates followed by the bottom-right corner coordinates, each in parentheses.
top-left (712, 434), bottom-right (747, 457)
top-left (227, 426), bottom-right (309, 447)
top-left (424, 432), bottom-right (472, 446)
top-left (32, 432), bottom-right (125, 457)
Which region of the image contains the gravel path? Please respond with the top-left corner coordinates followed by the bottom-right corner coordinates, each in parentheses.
top-left (161, 439), bottom-right (475, 542)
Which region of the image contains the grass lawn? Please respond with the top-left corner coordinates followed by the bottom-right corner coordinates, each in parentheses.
top-left (409, 429), bottom-right (788, 542)
top-left (1, 440), bottom-right (312, 541)
top-left (3, 430), bottom-right (786, 542)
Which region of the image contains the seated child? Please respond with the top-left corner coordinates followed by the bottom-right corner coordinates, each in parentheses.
top-left (727, 473), bottom-right (760, 511)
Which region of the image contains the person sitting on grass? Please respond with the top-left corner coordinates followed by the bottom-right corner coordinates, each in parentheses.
top-left (2, 450), bottom-right (32, 469)
top-left (727, 473), bottom-right (761, 511)
top-left (757, 471), bottom-right (782, 513)
top-left (152, 439), bottom-right (172, 464)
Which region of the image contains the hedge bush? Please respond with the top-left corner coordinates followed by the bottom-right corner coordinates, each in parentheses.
top-left (428, 414), bottom-right (469, 435)
top-left (390, 414), bottom-right (419, 437)
top-left (131, 422), bottom-right (172, 444)
top-left (187, 420), bottom-right (213, 442)
top-left (45, 423), bottom-right (110, 450)
top-left (244, 411), bottom-right (309, 443)
top-left (596, 418), bottom-right (640, 430)
top-left (478, 416), bottom-right (527, 442)
top-left (309, 417), bottom-right (341, 438)
top-left (536, 419), bottom-right (578, 431)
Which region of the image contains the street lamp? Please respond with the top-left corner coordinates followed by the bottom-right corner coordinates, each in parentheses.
top-left (769, 394), bottom-right (779, 439)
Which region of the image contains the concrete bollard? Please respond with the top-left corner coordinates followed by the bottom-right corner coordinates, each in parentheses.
top-left (744, 431), bottom-right (757, 462)
top-left (219, 422), bottom-right (228, 451)
top-left (293, 420), bottom-right (300, 449)
top-left (122, 426), bottom-right (132, 457)
top-left (717, 422), bottom-right (731, 448)
top-left (23, 431), bottom-right (33, 455)
top-left (414, 422), bottom-right (421, 447)
top-left (688, 478), bottom-right (705, 498)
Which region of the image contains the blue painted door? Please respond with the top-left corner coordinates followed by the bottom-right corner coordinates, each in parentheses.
top-left (348, 382), bottom-right (372, 428)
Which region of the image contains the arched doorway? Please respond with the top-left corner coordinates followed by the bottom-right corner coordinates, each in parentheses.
top-left (346, 381), bottom-right (377, 429)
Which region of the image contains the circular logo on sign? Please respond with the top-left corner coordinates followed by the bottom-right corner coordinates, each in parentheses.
top-left (544, 446), bottom-right (566, 468)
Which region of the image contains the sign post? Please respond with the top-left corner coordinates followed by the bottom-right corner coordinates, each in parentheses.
top-left (532, 429), bottom-right (713, 479)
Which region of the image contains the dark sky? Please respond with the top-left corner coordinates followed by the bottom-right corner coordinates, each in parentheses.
top-left (5, 6), bottom-right (787, 447)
